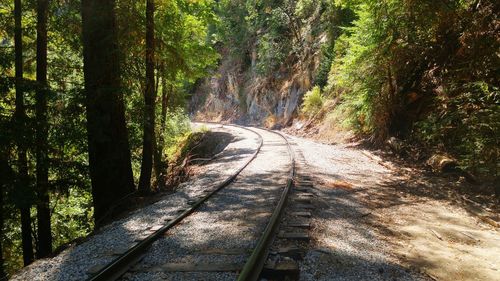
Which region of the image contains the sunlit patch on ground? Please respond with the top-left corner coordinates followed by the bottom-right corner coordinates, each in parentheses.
top-left (321, 179), bottom-right (353, 190)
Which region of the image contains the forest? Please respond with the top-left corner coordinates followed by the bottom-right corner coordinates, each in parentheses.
top-left (0, 0), bottom-right (217, 276)
top-left (0, 0), bottom-right (498, 279)
top-left (192, 0), bottom-right (498, 182)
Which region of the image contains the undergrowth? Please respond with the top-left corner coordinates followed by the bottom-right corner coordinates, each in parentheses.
top-left (301, 86), bottom-right (324, 117)
top-left (302, 0), bottom-right (499, 182)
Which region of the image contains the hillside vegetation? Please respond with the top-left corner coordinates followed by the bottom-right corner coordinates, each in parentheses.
top-left (191, 0), bottom-right (499, 183)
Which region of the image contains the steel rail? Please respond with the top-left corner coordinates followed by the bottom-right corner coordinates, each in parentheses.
top-left (237, 128), bottom-right (295, 281)
top-left (87, 124), bottom-right (263, 281)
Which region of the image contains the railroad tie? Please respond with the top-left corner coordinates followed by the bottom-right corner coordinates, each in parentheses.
top-left (278, 230), bottom-right (310, 241)
top-left (130, 262), bottom-right (244, 273)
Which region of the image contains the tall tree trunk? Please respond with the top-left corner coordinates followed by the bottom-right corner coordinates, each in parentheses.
top-left (138, 0), bottom-right (155, 193)
top-left (154, 64), bottom-right (160, 98)
top-left (153, 73), bottom-right (168, 185)
top-left (160, 83), bottom-right (171, 137)
top-left (0, 198), bottom-right (4, 280)
top-left (19, 207), bottom-right (33, 265)
top-left (81, 0), bottom-right (135, 224)
top-left (35, 0), bottom-right (52, 258)
top-left (0, 157), bottom-right (8, 280)
top-left (0, 145), bottom-right (14, 280)
top-left (14, 0), bottom-right (34, 266)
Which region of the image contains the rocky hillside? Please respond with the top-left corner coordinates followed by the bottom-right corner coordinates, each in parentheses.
top-left (190, 0), bottom-right (335, 127)
top-left (190, 48), bottom-right (318, 127)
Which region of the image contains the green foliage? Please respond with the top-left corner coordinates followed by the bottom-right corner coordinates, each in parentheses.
top-left (295, 0), bottom-right (315, 19)
top-left (155, 0), bottom-right (219, 82)
top-left (413, 82), bottom-right (499, 176)
top-left (117, 0), bottom-right (219, 181)
top-left (215, 0), bottom-right (251, 60)
top-left (217, 0), bottom-right (298, 75)
top-left (166, 130), bottom-right (200, 163)
top-left (323, 0), bottom-right (499, 177)
top-left (161, 108), bottom-right (193, 159)
top-left (256, 4), bottom-right (295, 75)
top-left (301, 86), bottom-right (324, 117)
top-left (51, 188), bottom-right (93, 250)
top-left (314, 43), bottom-right (333, 89)
top-left (0, 0), bottom-right (219, 276)
top-left (255, 32), bottom-right (289, 75)
top-left (119, 0), bottom-right (218, 160)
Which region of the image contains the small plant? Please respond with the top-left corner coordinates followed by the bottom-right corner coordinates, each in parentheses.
top-left (301, 86), bottom-right (324, 117)
top-left (265, 114), bottom-right (278, 128)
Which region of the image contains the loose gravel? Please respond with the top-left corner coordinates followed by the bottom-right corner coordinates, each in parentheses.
top-left (10, 124), bottom-right (260, 281)
top-left (11, 124), bottom-right (447, 281)
top-left (121, 127), bottom-right (292, 281)
top-left (283, 134), bottom-right (429, 281)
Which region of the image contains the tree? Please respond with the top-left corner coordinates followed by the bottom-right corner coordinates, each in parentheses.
top-left (14, 0), bottom-right (34, 266)
top-left (81, 0), bottom-right (135, 223)
top-left (0, 154), bottom-right (8, 281)
top-left (0, 0), bottom-right (218, 273)
top-left (138, 0), bottom-right (155, 193)
top-left (35, 0), bottom-right (52, 258)
top-left (153, 66), bottom-right (170, 185)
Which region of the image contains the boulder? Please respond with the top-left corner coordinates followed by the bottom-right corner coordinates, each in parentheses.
top-left (426, 154), bottom-right (458, 173)
top-left (386, 137), bottom-right (405, 154)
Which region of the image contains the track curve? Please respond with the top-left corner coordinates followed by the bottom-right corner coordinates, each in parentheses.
top-left (87, 123), bottom-right (295, 281)
top-left (237, 128), bottom-right (295, 281)
top-left (88, 124), bottom-right (263, 281)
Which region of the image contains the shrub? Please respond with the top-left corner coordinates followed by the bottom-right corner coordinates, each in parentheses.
top-left (413, 82), bottom-right (499, 178)
top-left (301, 86), bottom-right (324, 117)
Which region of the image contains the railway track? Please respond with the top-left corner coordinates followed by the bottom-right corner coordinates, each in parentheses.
top-left (87, 123), bottom-right (296, 281)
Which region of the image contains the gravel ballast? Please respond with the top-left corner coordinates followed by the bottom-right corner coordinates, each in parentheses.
top-left (10, 124), bottom-right (260, 281)
top-left (121, 127), bottom-right (292, 281)
top-left (12, 124), bottom-right (482, 281)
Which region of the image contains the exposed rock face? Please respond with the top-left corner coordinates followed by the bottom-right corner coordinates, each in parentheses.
top-left (189, 58), bottom-right (242, 122)
top-left (189, 1), bottom-right (326, 127)
top-left (190, 56), bottom-right (317, 127)
top-left (284, 82), bottom-right (306, 125)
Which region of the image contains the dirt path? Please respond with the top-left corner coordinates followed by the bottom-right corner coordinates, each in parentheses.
top-left (285, 134), bottom-right (500, 281)
top-left (363, 170), bottom-right (500, 281)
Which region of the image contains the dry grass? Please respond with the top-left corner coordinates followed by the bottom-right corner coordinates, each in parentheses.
top-left (264, 114), bottom-right (278, 128)
top-left (321, 179), bottom-right (354, 189)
